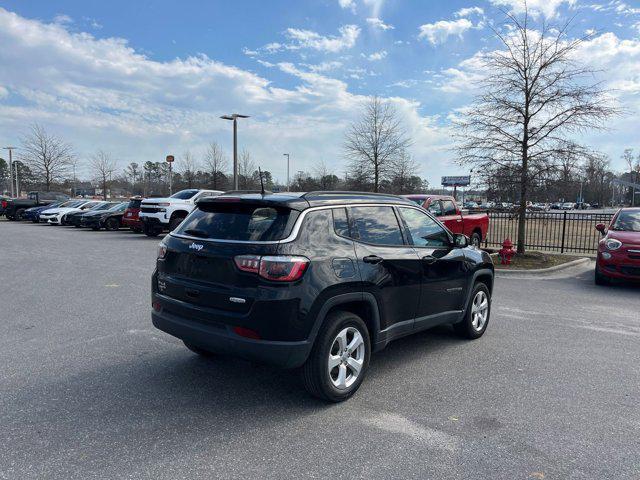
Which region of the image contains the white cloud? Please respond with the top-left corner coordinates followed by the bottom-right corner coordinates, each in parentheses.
top-left (489, 0), bottom-right (576, 18)
top-left (301, 61), bottom-right (344, 72)
top-left (363, 0), bottom-right (386, 18)
top-left (284, 25), bottom-right (360, 52)
top-left (418, 18), bottom-right (473, 45)
top-left (339, 0), bottom-right (356, 13)
top-left (455, 6), bottom-right (484, 17)
top-left (366, 17), bottom-right (394, 30)
top-left (367, 50), bottom-right (387, 61)
top-left (53, 13), bottom-right (72, 25)
top-left (0, 7), bottom-right (451, 184)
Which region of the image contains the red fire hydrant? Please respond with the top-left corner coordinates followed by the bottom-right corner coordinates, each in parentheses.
top-left (499, 238), bottom-right (515, 265)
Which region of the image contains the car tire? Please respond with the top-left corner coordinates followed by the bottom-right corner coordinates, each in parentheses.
top-left (105, 218), bottom-right (120, 231)
top-left (183, 341), bottom-right (216, 357)
top-left (454, 282), bottom-right (491, 339)
top-left (143, 223), bottom-right (160, 237)
top-left (91, 226), bottom-right (100, 231)
top-left (169, 214), bottom-right (186, 231)
top-left (594, 265), bottom-right (610, 286)
top-left (15, 209), bottom-right (25, 221)
top-left (74, 223), bottom-right (81, 228)
top-left (471, 232), bottom-right (482, 248)
top-left (32, 217), bottom-right (40, 223)
top-left (301, 310), bottom-right (371, 403)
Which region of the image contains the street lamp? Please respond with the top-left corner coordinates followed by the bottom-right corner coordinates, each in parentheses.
top-left (3, 147), bottom-right (16, 197)
top-left (283, 153), bottom-right (290, 191)
top-left (220, 114), bottom-right (250, 190)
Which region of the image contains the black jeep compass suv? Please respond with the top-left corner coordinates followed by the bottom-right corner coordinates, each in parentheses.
top-left (151, 191), bottom-right (494, 402)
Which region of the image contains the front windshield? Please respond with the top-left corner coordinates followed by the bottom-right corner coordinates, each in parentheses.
top-left (612, 211), bottom-right (640, 232)
top-left (90, 203), bottom-right (112, 211)
top-left (169, 189), bottom-right (198, 200)
top-left (109, 203), bottom-right (128, 212)
top-left (61, 200), bottom-right (83, 208)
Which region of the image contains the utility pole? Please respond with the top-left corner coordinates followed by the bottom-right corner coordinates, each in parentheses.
top-left (14, 161), bottom-right (20, 197)
top-left (166, 155), bottom-right (175, 195)
top-left (220, 114), bottom-right (249, 190)
top-left (3, 147), bottom-right (16, 197)
top-left (283, 153), bottom-right (290, 191)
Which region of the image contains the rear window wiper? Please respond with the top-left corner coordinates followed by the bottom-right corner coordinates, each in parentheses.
top-left (183, 228), bottom-right (210, 238)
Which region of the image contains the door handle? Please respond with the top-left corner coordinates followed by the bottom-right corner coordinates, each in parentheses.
top-left (422, 255), bottom-right (437, 265)
top-left (185, 288), bottom-right (200, 298)
top-left (363, 255), bottom-right (383, 264)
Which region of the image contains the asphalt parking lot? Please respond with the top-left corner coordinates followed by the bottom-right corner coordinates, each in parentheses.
top-left (1, 221), bottom-right (639, 480)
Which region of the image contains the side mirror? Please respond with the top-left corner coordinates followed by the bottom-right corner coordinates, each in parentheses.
top-left (595, 223), bottom-right (606, 234)
top-left (453, 233), bottom-right (469, 248)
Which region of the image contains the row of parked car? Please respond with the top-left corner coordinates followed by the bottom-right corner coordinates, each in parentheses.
top-left (6, 197), bottom-right (145, 231)
top-left (461, 201), bottom-right (600, 211)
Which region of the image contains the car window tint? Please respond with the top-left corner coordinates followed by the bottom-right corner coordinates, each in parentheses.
top-left (350, 206), bottom-right (404, 246)
top-left (332, 208), bottom-right (351, 237)
top-left (442, 200), bottom-right (457, 216)
top-left (176, 204), bottom-right (299, 241)
top-left (399, 207), bottom-right (450, 247)
top-left (428, 201), bottom-right (443, 216)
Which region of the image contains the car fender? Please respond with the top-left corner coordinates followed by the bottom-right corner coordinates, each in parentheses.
top-left (307, 292), bottom-right (381, 348)
top-left (462, 267), bottom-right (494, 317)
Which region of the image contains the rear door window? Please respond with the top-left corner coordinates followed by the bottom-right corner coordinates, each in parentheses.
top-left (428, 201), bottom-right (443, 216)
top-left (349, 206), bottom-right (405, 246)
top-left (332, 208), bottom-right (351, 238)
top-left (127, 199), bottom-right (142, 208)
top-left (176, 204), bottom-right (300, 241)
top-left (442, 200), bottom-right (457, 216)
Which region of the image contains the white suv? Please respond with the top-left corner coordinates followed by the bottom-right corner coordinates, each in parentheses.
top-left (139, 189), bottom-right (224, 237)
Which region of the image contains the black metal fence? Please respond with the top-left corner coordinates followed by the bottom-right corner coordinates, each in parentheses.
top-left (485, 211), bottom-right (614, 253)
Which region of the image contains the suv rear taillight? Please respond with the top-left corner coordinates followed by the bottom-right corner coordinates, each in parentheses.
top-left (1, 200), bottom-right (7, 209)
top-left (234, 255), bottom-right (309, 282)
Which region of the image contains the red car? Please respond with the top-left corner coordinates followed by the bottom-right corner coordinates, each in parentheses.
top-left (403, 195), bottom-right (489, 247)
top-left (595, 207), bottom-right (640, 284)
top-left (122, 197), bottom-right (144, 233)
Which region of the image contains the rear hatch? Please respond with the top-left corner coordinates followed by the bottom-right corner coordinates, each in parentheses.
top-left (124, 198), bottom-right (142, 219)
top-left (157, 200), bottom-right (302, 314)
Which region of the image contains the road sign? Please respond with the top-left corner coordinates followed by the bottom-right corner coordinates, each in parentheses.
top-left (442, 175), bottom-right (471, 187)
top-left (166, 155), bottom-right (174, 163)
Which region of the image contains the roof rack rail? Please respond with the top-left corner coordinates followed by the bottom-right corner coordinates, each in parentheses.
top-left (301, 190), bottom-right (401, 199)
top-left (220, 190), bottom-right (273, 195)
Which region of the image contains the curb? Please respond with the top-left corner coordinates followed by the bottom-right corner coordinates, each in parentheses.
top-left (494, 257), bottom-right (592, 277)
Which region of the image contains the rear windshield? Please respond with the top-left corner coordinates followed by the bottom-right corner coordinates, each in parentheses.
top-left (127, 199), bottom-right (142, 208)
top-left (175, 204), bottom-right (300, 241)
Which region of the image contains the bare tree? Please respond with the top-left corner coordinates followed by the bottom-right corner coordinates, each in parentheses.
top-left (203, 142), bottom-right (228, 190)
top-left (180, 150), bottom-right (199, 189)
top-left (90, 150), bottom-right (117, 200)
top-left (388, 152), bottom-right (420, 194)
top-left (455, 9), bottom-right (618, 253)
top-left (238, 149), bottom-right (256, 189)
top-left (344, 96), bottom-right (412, 192)
top-left (20, 123), bottom-right (74, 191)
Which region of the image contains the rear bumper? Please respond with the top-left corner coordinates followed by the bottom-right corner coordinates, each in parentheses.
top-left (122, 217), bottom-right (142, 228)
top-left (151, 294), bottom-right (312, 368)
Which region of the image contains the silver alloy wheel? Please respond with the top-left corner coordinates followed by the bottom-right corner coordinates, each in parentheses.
top-left (471, 235), bottom-right (481, 248)
top-left (328, 326), bottom-right (365, 390)
top-left (471, 290), bottom-right (489, 331)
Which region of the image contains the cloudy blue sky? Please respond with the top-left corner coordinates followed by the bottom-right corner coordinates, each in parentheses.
top-left (0, 0), bottom-right (639, 185)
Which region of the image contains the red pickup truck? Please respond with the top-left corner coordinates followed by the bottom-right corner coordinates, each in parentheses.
top-left (403, 195), bottom-right (489, 247)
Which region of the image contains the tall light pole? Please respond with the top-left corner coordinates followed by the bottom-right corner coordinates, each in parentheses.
top-left (283, 153), bottom-right (290, 191)
top-left (220, 114), bottom-right (249, 190)
top-left (3, 147), bottom-right (16, 197)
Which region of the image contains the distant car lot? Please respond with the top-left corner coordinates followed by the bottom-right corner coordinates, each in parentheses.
top-left (1, 221), bottom-right (639, 479)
